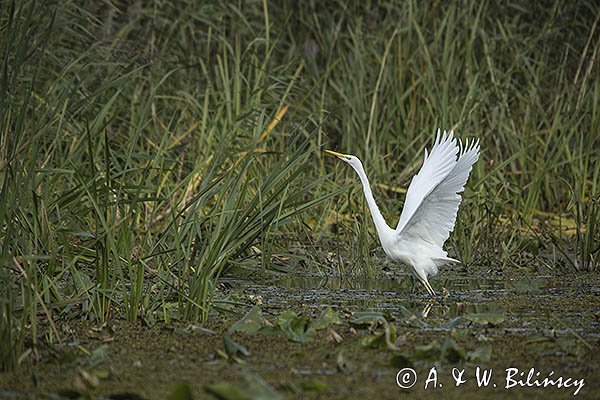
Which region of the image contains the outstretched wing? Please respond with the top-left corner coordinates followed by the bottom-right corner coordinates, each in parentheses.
top-left (395, 130), bottom-right (459, 233)
top-left (396, 131), bottom-right (480, 247)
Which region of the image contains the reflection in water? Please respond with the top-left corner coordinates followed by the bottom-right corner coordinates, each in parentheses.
top-left (233, 274), bottom-right (515, 325)
top-left (272, 273), bottom-right (508, 294)
top-left (421, 302), bottom-right (433, 318)
top-left (273, 275), bottom-right (399, 291)
top-left (231, 274), bottom-right (583, 332)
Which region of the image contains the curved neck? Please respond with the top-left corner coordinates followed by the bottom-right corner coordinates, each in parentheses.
top-left (351, 163), bottom-right (392, 239)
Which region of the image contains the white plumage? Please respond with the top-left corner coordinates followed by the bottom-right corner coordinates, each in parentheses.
top-left (325, 129), bottom-right (480, 296)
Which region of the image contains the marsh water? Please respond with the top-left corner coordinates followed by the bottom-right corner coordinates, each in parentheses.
top-left (1, 260), bottom-right (599, 399)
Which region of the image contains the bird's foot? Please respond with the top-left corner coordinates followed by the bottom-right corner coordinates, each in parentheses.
top-left (421, 302), bottom-right (433, 318)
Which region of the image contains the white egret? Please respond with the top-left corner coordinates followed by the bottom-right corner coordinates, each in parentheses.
top-left (325, 130), bottom-right (480, 296)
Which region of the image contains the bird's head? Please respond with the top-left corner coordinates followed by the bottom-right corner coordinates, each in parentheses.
top-left (324, 150), bottom-right (362, 168)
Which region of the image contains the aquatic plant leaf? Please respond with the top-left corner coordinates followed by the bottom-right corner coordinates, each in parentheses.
top-left (350, 311), bottom-right (387, 327)
top-left (360, 324), bottom-right (397, 349)
top-left (463, 312), bottom-right (506, 326)
top-left (277, 311), bottom-right (316, 343)
top-left (389, 354), bottom-right (414, 369)
top-left (311, 307), bottom-right (342, 330)
top-left (228, 306), bottom-right (265, 334)
top-left (168, 382), bottom-right (194, 400)
top-left (441, 337), bottom-right (466, 363)
top-left (413, 341), bottom-right (441, 361)
top-left (205, 384), bottom-right (248, 400)
top-left (223, 335), bottom-right (251, 358)
top-left (256, 325), bottom-right (280, 336)
top-left (299, 380), bottom-right (328, 392)
top-left (443, 316), bottom-right (463, 330)
top-left (336, 349), bottom-right (353, 373)
top-left (87, 344), bottom-right (110, 367)
top-left (205, 371), bottom-right (284, 400)
top-left (93, 369), bottom-right (109, 380)
top-left (467, 346), bottom-right (492, 362)
top-left (360, 333), bottom-right (383, 348)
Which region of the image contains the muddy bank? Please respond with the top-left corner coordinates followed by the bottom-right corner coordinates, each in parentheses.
top-left (1, 270), bottom-right (598, 399)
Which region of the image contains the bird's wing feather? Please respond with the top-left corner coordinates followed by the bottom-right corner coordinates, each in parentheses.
top-left (396, 135), bottom-right (480, 247)
top-left (395, 130), bottom-right (459, 233)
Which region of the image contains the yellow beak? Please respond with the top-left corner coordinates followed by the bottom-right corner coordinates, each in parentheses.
top-left (324, 149), bottom-right (349, 159)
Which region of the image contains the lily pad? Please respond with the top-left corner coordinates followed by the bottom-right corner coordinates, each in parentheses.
top-left (229, 306), bottom-right (265, 334)
top-left (311, 307), bottom-right (342, 330)
top-left (463, 311), bottom-right (506, 326)
top-left (277, 311), bottom-right (316, 343)
top-left (350, 311), bottom-right (387, 327)
top-left (467, 346), bottom-right (492, 362)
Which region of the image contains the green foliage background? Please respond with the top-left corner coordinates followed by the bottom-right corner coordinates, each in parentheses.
top-left (0, 0), bottom-right (598, 370)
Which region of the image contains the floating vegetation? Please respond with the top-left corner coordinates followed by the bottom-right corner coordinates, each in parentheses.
top-left (0, 0), bottom-right (598, 398)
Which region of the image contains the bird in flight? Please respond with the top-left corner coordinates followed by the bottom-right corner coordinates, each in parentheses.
top-left (325, 130), bottom-right (480, 296)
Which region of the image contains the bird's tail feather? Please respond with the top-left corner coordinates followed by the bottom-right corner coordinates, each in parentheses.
top-left (424, 257), bottom-right (460, 277)
top-left (434, 256), bottom-right (460, 265)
